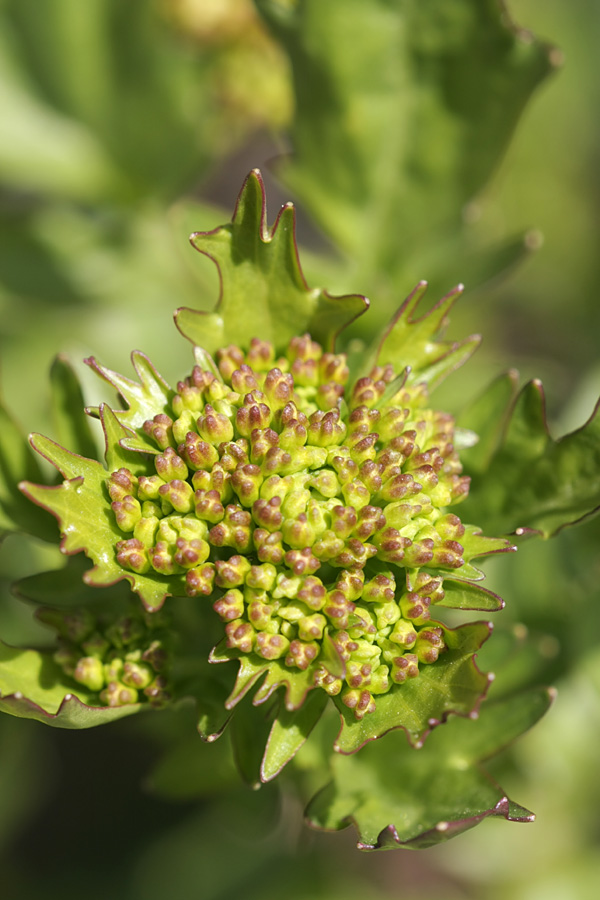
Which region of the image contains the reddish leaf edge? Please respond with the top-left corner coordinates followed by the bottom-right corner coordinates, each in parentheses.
top-left (333, 620), bottom-right (494, 755)
top-left (175, 168), bottom-right (370, 352)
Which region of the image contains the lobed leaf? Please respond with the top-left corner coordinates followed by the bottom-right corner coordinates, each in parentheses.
top-left (460, 378), bottom-right (600, 536)
top-left (175, 169), bottom-right (368, 354)
top-left (19, 407), bottom-right (182, 611)
top-left (353, 281), bottom-right (480, 387)
top-left (306, 686), bottom-right (553, 849)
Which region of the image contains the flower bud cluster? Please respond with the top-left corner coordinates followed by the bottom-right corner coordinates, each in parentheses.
top-left (39, 606), bottom-right (171, 707)
top-left (109, 335), bottom-right (471, 717)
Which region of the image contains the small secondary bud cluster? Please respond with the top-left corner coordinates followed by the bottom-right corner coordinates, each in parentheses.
top-left (39, 606), bottom-right (171, 707)
top-left (109, 335), bottom-right (470, 717)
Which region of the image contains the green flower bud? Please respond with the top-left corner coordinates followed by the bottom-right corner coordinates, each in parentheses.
top-left (285, 638), bottom-right (319, 670)
top-left (137, 475), bottom-right (163, 501)
top-left (73, 656), bottom-right (105, 692)
top-left (231, 464), bottom-right (263, 506)
top-left (116, 538), bottom-right (151, 574)
top-left (100, 681), bottom-right (138, 707)
top-left (158, 479), bottom-right (195, 514)
top-left (172, 409), bottom-right (196, 444)
top-left (215, 555), bottom-right (252, 588)
top-left (297, 613), bottom-right (327, 641)
top-left (341, 687), bottom-right (376, 719)
top-left (236, 396), bottom-right (273, 437)
top-left (245, 563), bottom-right (278, 591)
top-left (177, 433), bottom-right (220, 471)
top-left (208, 505), bottom-right (253, 552)
top-left (225, 619), bottom-right (256, 652)
top-left (246, 338), bottom-right (275, 371)
top-left (390, 652), bottom-right (419, 684)
top-left (256, 631), bottom-right (290, 660)
top-left (155, 447), bottom-right (189, 482)
top-left (143, 414), bottom-right (174, 450)
top-left (284, 548), bottom-right (321, 576)
top-left (388, 619), bottom-right (418, 648)
top-left (399, 591), bottom-right (431, 624)
top-left (112, 495), bottom-right (142, 532)
top-left (122, 660), bottom-right (154, 689)
top-left (263, 368), bottom-right (294, 410)
top-left (186, 562), bottom-right (216, 597)
top-left (415, 626), bottom-right (446, 664)
top-left (108, 468), bottom-right (139, 502)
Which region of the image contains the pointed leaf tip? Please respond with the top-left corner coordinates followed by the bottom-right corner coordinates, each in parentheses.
top-left (178, 171), bottom-right (368, 354)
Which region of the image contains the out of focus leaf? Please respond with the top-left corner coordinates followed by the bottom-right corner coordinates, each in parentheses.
top-left (146, 732), bottom-right (239, 801)
top-left (175, 169), bottom-right (368, 353)
top-left (460, 379), bottom-right (600, 536)
top-left (0, 640), bottom-right (140, 727)
top-left (50, 355), bottom-right (99, 461)
top-left (257, 0), bottom-right (556, 297)
top-left (0, 399), bottom-right (55, 542)
top-left (307, 686), bottom-right (553, 849)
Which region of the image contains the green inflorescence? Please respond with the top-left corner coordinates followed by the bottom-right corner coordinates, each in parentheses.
top-left (109, 333), bottom-right (472, 719)
top-left (39, 605), bottom-right (172, 708)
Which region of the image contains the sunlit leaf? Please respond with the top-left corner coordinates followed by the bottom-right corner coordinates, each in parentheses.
top-left (175, 169), bottom-right (368, 353)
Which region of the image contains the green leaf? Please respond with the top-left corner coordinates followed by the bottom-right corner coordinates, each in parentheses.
top-left (230, 690), bottom-right (276, 788)
top-left (356, 281), bottom-right (480, 387)
top-left (49, 355), bottom-right (100, 461)
top-left (437, 580), bottom-right (504, 612)
top-left (19, 410), bottom-right (183, 611)
top-left (257, 0), bottom-right (556, 294)
top-left (457, 370), bottom-right (520, 473)
top-left (333, 620), bottom-right (492, 753)
top-left (14, 554), bottom-right (131, 608)
top-left (85, 352), bottom-right (174, 453)
top-left (461, 379), bottom-right (600, 536)
top-left (0, 398), bottom-right (56, 542)
top-left (175, 169), bottom-right (368, 353)
top-left (0, 641), bottom-right (140, 728)
top-left (261, 687), bottom-right (329, 782)
top-left (306, 686), bottom-right (553, 849)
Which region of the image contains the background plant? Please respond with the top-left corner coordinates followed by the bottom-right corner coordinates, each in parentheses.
top-left (1, 1), bottom-right (599, 898)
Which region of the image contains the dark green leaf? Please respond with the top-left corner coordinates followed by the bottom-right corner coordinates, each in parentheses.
top-left (0, 399), bottom-right (56, 542)
top-left (258, 0), bottom-right (556, 294)
top-left (306, 687), bottom-right (553, 849)
top-left (50, 355), bottom-right (99, 461)
top-left (461, 379), bottom-right (600, 536)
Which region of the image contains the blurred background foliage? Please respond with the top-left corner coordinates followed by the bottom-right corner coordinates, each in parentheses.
top-left (0, 0), bottom-right (599, 897)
